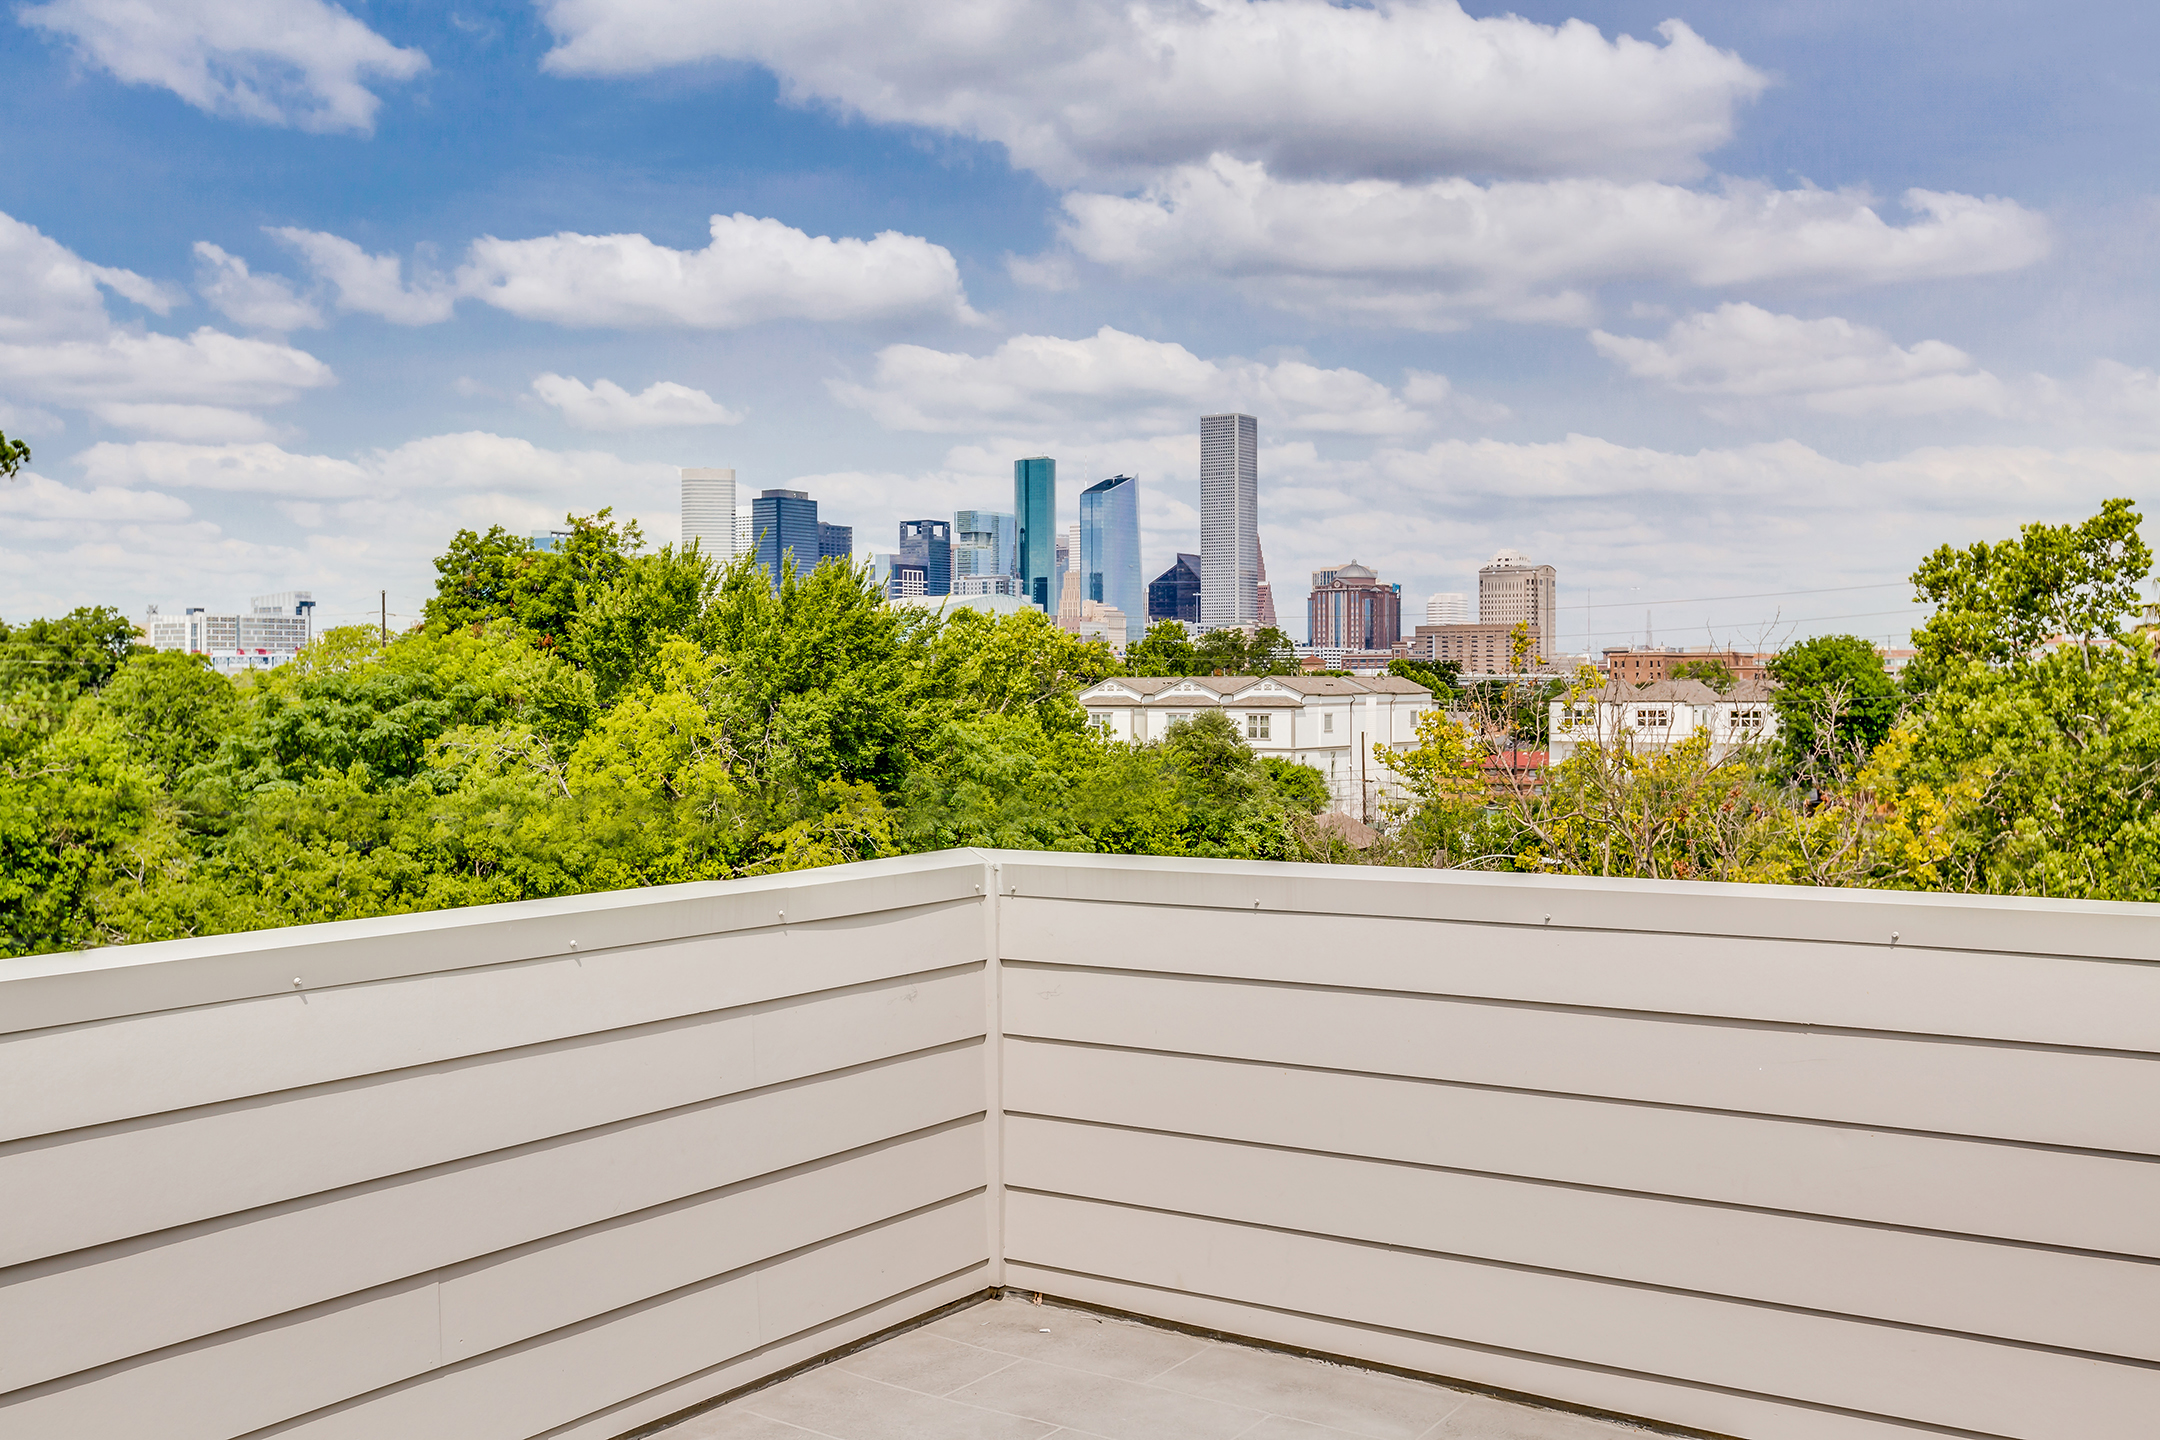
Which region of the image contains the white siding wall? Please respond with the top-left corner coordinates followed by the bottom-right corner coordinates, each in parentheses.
top-left (6, 852), bottom-right (2157, 1440)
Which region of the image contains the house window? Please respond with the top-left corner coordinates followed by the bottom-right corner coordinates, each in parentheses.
top-left (1323, 712), bottom-right (1334, 734)
top-left (1245, 713), bottom-right (1271, 740)
top-left (1732, 708), bottom-right (1765, 732)
top-left (1636, 707), bottom-right (1671, 729)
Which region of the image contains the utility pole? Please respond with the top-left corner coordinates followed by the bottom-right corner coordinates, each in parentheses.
top-left (380, 590), bottom-right (387, 643)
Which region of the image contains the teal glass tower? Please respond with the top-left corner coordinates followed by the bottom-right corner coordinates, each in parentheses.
top-left (1013, 456), bottom-right (1056, 611)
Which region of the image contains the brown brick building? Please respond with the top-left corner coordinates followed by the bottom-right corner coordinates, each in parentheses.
top-left (1601, 646), bottom-right (1776, 685)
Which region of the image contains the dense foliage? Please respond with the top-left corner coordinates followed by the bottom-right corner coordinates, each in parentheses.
top-left (0, 527), bottom-right (1327, 957)
top-left (5, 500), bottom-right (2154, 958)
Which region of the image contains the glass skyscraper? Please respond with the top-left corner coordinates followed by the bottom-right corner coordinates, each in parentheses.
top-left (1148, 553), bottom-right (1201, 623)
top-left (752, 489), bottom-right (819, 591)
top-left (899, 519), bottom-right (952, 596)
top-left (1199, 413), bottom-right (1258, 630)
top-left (1013, 456), bottom-right (1056, 611)
top-left (1079, 474), bottom-right (1143, 623)
top-left (954, 510), bottom-right (1017, 580)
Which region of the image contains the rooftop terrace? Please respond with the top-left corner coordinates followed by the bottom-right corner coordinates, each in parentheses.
top-left (2, 850), bottom-right (2153, 1440)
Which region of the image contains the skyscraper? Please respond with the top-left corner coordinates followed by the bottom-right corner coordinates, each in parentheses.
top-left (899, 519), bottom-right (952, 596)
top-left (1426, 592), bottom-right (1469, 625)
top-left (1148, 553), bottom-right (1201, 623)
top-left (752, 489), bottom-right (819, 590)
top-left (818, 523), bottom-right (853, 563)
top-left (680, 468), bottom-right (737, 563)
top-left (954, 510), bottom-right (1016, 580)
top-left (1199, 413), bottom-right (1258, 630)
top-left (1308, 562), bottom-right (1402, 650)
top-left (1478, 550), bottom-right (1559, 662)
top-left (1079, 474), bottom-right (1143, 624)
top-left (1013, 456), bottom-right (1056, 610)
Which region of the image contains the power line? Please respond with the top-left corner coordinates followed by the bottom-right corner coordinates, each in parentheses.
top-left (1583, 580), bottom-right (1910, 611)
top-left (1581, 605), bottom-right (1927, 644)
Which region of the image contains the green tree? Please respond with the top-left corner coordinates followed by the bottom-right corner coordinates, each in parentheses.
top-left (425, 525), bottom-right (537, 633)
top-left (1669, 658), bottom-right (1735, 693)
top-left (1193, 625), bottom-right (1298, 676)
top-left (566, 542), bottom-right (721, 704)
top-left (1, 606), bottom-right (148, 759)
top-left (1388, 657), bottom-right (1459, 698)
top-left (1766, 636), bottom-right (1900, 777)
top-left (1910, 497), bottom-right (2152, 676)
top-left (0, 426), bottom-right (28, 479)
top-left (1125, 620), bottom-right (1199, 675)
top-left (96, 651), bottom-right (244, 786)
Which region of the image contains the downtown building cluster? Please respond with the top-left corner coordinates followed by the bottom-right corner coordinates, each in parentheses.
top-left (677, 412), bottom-right (1277, 655)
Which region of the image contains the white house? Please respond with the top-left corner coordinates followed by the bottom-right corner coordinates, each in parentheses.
top-left (1076, 673), bottom-right (1433, 814)
top-left (1548, 678), bottom-right (1779, 763)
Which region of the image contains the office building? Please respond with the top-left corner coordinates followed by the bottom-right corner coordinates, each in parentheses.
top-left (530, 529), bottom-right (572, 553)
top-left (1600, 646), bottom-right (1776, 686)
top-left (680, 468), bottom-right (737, 563)
top-left (818, 523), bottom-right (853, 564)
top-left (145, 591), bottom-right (316, 674)
top-left (1067, 601), bottom-right (1129, 655)
top-left (899, 520), bottom-right (952, 597)
top-left (1256, 539), bottom-right (1279, 631)
top-left (1479, 550), bottom-right (1559, 663)
top-left (871, 555), bottom-right (926, 600)
top-left (1079, 474), bottom-right (1143, 624)
top-left (1014, 456), bottom-right (1056, 610)
top-left (1426, 592), bottom-right (1468, 625)
top-left (752, 489), bottom-right (820, 590)
top-left (1307, 562), bottom-right (1402, 651)
top-left (1148, 553), bottom-right (1202, 624)
top-left (954, 510), bottom-right (1017, 581)
top-left (1404, 623), bottom-right (1521, 673)
top-left (954, 574), bottom-right (1025, 598)
top-left (1200, 412), bottom-right (1259, 629)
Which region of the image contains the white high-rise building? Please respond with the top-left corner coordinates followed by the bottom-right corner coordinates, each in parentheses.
top-left (1425, 592), bottom-right (1468, 625)
top-left (146, 592), bottom-right (316, 673)
top-left (1200, 412), bottom-right (1258, 630)
top-left (1477, 550), bottom-right (1559, 663)
top-left (680, 468), bottom-right (737, 563)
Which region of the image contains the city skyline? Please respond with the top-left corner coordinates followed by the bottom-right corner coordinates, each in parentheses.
top-left (6, 6), bottom-right (2155, 654)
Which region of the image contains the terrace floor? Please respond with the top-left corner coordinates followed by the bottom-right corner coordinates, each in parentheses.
top-left (655, 1295), bottom-right (1662, 1440)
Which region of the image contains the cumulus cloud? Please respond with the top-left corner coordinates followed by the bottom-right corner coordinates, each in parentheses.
top-left (193, 241), bottom-right (322, 331)
top-left (20, 0), bottom-right (428, 134)
top-left (0, 212), bottom-right (334, 434)
top-left (1590, 303), bottom-right (2014, 417)
top-left (88, 403), bottom-right (277, 442)
top-left (538, 0), bottom-right (1764, 187)
top-left (829, 326), bottom-right (1435, 437)
top-left (76, 430), bottom-right (673, 502)
top-left (1053, 159), bottom-right (2052, 327)
top-left (531, 373), bottom-right (744, 429)
top-left (0, 468), bottom-right (192, 523)
top-left (458, 213), bottom-right (978, 329)
top-left (270, 227), bottom-right (457, 325)
top-left (0, 211), bottom-right (176, 343)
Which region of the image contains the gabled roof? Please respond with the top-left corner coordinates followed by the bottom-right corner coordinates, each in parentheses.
top-left (1590, 677), bottom-right (1780, 704)
top-left (1079, 673), bottom-right (1437, 704)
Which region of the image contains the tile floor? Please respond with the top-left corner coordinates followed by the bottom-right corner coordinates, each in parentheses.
top-left (657, 1295), bottom-right (1660, 1440)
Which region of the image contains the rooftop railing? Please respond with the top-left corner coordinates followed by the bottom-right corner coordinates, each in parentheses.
top-left (2, 852), bottom-right (2154, 1439)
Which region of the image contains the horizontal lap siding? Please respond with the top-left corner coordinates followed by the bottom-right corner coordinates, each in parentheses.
top-left (999, 877), bottom-right (2160, 1440)
top-left (0, 880), bottom-right (994, 1440)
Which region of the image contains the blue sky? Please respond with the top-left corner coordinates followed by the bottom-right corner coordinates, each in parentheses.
top-left (2, 0), bottom-right (2154, 651)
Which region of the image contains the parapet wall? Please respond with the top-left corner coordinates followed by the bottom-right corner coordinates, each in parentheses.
top-left (2, 853), bottom-right (2154, 1439)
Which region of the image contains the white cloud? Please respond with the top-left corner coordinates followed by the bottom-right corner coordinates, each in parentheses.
top-left (1053, 159), bottom-right (2052, 328)
top-left (0, 211), bottom-right (176, 343)
top-left (270, 227), bottom-right (457, 325)
top-left (458, 213), bottom-right (977, 329)
top-left (75, 430), bottom-right (672, 502)
top-left (531, 374), bottom-right (744, 430)
top-left (20, 0), bottom-right (428, 135)
top-left (0, 212), bottom-right (334, 431)
top-left (1590, 303), bottom-right (2014, 417)
top-left (89, 403), bottom-right (277, 442)
top-left (193, 241), bottom-right (322, 331)
top-left (538, 0), bottom-right (1765, 187)
top-left (0, 328), bottom-right (335, 409)
top-left (829, 326), bottom-right (1430, 437)
top-left (0, 468), bottom-right (192, 523)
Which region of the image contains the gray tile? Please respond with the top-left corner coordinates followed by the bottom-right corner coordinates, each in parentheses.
top-left (1152, 1343), bottom-right (1464, 1440)
top-left (746, 1365), bottom-right (1056, 1440)
top-left (1423, 1395), bottom-right (1655, 1439)
top-left (950, 1356), bottom-right (1262, 1440)
top-left (658, 1406), bottom-right (830, 1440)
top-left (836, 1329), bottom-right (1023, 1396)
top-left (926, 1297), bottom-right (1207, 1381)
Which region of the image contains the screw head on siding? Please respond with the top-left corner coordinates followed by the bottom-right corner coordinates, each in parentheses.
top-left (292, 977), bottom-right (302, 988)
top-left (1891, 931), bottom-right (1900, 943)
top-left (568, 940), bottom-right (579, 951)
